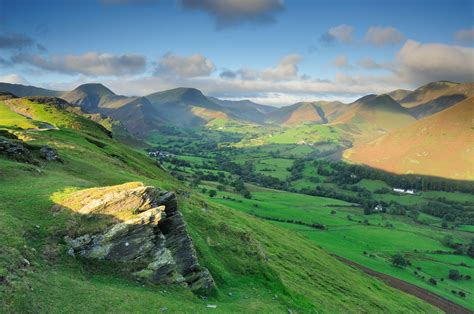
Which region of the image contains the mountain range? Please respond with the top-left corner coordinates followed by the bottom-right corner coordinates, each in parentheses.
top-left (0, 80), bottom-right (472, 179)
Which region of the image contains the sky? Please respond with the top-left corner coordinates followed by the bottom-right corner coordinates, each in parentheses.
top-left (0, 0), bottom-right (473, 106)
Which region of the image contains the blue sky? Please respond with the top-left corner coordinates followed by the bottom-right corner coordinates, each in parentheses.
top-left (0, 0), bottom-right (473, 105)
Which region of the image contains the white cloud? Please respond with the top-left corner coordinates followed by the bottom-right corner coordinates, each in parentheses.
top-left (332, 55), bottom-right (349, 68)
top-left (321, 24), bottom-right (354, 44)
top-left (156, 53), bottom-right (215, 78)
top-left (12, 52), bottom-right (146, 76)
top-left (454, 27), bottom-right (474, 45)
top-left (180, 0), bottom-right (284, 28)
top-left (364, 26), bottom-right (404, 46)
top-left (261, 54), bottom-right (302, 80)
top-left (395, 40), bottom-right (474, 84)
top-left (0, 73), bottom-right (29, 84)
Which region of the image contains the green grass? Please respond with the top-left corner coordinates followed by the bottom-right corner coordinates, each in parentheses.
top-left (0, 99), bottom-right (438, 312)
top-left (0, 102), bottom-right (38, 129)
top-left (203, 186), bottom-right (474, 310)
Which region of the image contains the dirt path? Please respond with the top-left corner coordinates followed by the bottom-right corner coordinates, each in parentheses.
top-left (334, 255), bottom-right (472, 314)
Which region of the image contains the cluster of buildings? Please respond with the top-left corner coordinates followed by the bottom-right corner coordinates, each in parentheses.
top-left (148, 150), bottom-right (173, 159)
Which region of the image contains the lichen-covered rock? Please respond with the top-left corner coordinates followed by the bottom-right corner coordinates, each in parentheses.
top-left (62, 183), bottom-right (215, 294)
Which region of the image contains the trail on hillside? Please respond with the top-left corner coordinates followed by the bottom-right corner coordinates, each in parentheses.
top-left (334, 255), bottom-right (471, 314)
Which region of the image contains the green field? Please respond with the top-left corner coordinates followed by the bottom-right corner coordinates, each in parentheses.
top-left (201, 185), bottom-right (474, 310)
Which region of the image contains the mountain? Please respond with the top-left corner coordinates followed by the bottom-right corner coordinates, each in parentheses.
top-left (333, 94), bottom-right (416, 142)
top-left (400, 81), bottom-right (474, 119)
top-left (208, 97), bottom-right (275, 124)
top-left (62, 83), bottom-right (127, 113)
top-left (386, 89), bottom-right (412, 101)
top-left (399, 81), bottom-right (473, 107)
top-left (0, 82), bottom-right (63, 97)
top-left (100, 97), bottom-right (165, 137)
top-left (145, 87), bottom-right (237, 127)
top-left (344, 96), bottom-right (474, 180)
top-left (265, 101), bottom-right (346, 126)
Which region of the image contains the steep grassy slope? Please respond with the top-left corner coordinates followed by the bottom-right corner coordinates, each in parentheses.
top-left (0, 99), bottom-right (437, 312)
top-left (333, 95), bottom-right (416, 143)
top-left (344, 97), bottom-right (474, 180)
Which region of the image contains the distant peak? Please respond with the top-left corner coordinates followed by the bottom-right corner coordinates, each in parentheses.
top-left (74, 83), bottom-right (116, 96)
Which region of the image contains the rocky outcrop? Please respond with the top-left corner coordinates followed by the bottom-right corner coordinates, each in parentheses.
top-left (0, 137), bottom-right (37, 164)
top-left (0, 135), bottom-right (62, 164)
top-left (23, 96), bottom-right (69, 109)
top-left (62, 183), bottom-right (215, 294)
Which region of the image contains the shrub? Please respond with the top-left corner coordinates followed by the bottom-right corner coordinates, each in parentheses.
top-left (208, 190), bottom-right (217, 198)
top-left (428, 278), bottom-right (437, 285)
top-left (391, 254), bottom-right (408, 267)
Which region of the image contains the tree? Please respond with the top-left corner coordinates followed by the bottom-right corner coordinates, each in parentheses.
top-left (448, 269), bottom-right (462, 281)
top-left (208, 190), bottom-right (217, 198)
top-left (391, 254), bottom-right (408, 267)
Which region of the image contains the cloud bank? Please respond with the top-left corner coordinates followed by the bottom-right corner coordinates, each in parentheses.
top-left (11, 52), bottom-right (146, 76)
top-left (156, 53), bottom-right (215, 77)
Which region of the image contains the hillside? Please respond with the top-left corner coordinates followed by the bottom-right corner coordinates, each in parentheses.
top-left (333, 94), bottom-right (416, 142)
top-left (0, 97), bottom-right (437, 312)
top-left (399, 81), bottom-right (474, 117)
top-left (62, 83), bottom-right (128, 113)
top-left (145, 88), bottom-right (237, 127)
top-left (386, 89), bottom-right (412, 101)
top-left (344, 97), bottom-right (474, 180)
top-left (402, 81), bottom-right (474, 119)
top-left (208, 97), bottom-right (274, 124)
top-left (265, 101), bottom-right (346, 126)
top-left (0, 83), bottom-right (63, 98)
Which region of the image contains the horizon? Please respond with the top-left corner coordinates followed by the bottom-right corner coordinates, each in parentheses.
top-left (0, 0), bottom-right (473, 106)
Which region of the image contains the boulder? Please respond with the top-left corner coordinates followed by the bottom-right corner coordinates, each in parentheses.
top-left (62, 183), bottom-right (215, 294)
top-left (39, 146), bottom-right (63, 162)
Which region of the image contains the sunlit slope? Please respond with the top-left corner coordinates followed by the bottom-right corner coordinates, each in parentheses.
top-left (333, 94), bottom-right (416, 142)
top-left (0, 98), bottom-right (437, 312)
top-left (266, 101), bottom-right (346, 126)
top-left (386, 89), bottom-right (412, 101)
top-left (345, 97), bottom-right (474, 180)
